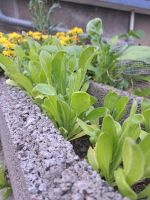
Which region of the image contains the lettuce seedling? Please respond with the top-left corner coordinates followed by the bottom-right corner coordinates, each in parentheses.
top-left (87, 103), bottom-right (150, 199)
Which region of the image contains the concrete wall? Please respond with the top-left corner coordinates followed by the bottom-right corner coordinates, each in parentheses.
top-left (0, 0), bottom-right (150, 45)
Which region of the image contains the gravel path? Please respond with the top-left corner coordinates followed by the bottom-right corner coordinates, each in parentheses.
top-left (0, 76), bottom-right (129, 200)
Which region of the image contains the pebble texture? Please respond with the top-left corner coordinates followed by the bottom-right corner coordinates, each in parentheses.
top-left (0, 77), bottom-right (129, 200)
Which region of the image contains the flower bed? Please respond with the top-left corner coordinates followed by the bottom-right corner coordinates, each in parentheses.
top-left (0, 27), bottom-right (83, 57)
top-left (0, 76), bottom-right (128, 200)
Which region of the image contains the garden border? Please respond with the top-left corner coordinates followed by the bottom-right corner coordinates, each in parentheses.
top-left (0, 76), bottom-right (130, 200)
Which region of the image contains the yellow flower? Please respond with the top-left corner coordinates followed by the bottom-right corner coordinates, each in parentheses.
top-left (68, 27), bottom-right (83, 35)
top-left (42, 35), bottom-right (49, 40)
top-left (2, 50), bottom-right (10, 56)
top-left (4, 42), bottom-right (15, 49)
top-left (31, 35), bottom-right (41, 40)
top-left (0, 37), bottom-right (8, 44)
top-left (56, 32), bottom-right (65, 37)
top-left (33, 32), bottom-right (42, 36)
top-left (60, 36), bottom-right (69, 42)
top-left (60, 40), bottom-right (66, 45)
top-left (27, 31), bottom-right (33, 36)
top-left (2, 49), bottom-right (16, 57)
top-left (8, 32), bottom-right (22, 39)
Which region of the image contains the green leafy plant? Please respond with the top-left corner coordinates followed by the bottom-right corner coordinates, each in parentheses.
top-left (42, 91), bottom-right (97, 140)
top-left (0, 38), bottom-right (98, 140)
top-left (85, 97), bottom-right (150, 199)
top-left (0, 166), bottom-right (12, 200)
top-left (86, 18), bottom-right (128, 88)
top-left (76, 91), bottom-right (129, 144)
top-left (29, 0), bottom-right (61, 33)
top-left (87, 18), bottom-right (150, 96)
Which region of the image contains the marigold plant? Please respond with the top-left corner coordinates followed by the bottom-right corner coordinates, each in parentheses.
top-left (0, 27), bottom-right (83, 58)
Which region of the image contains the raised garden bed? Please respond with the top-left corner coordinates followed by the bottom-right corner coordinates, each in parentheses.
top-left (1, 17), bottom-right (150, 200)
top-left (0, 76), bottom-right (129, 200)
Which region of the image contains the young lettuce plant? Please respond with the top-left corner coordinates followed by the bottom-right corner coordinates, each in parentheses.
top-left (42, 91), bottom-right (97, 140)
top-left (103, 91), bottom-right (129, 122)
top-left (86, 18), bottom-right (127, 88)
top-left (76, 91), bottom-right (129, 144)
top-left (32, 45), bottom-right (96, 107)
top-left (85, 100), bottom-right (150, 199)
top-left (115, 136), bottom-right (150, 200)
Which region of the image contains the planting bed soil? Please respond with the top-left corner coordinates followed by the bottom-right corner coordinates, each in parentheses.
top-left (0, 76), bottom-right (129, 200)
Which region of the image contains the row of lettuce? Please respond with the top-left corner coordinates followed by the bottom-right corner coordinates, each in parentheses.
top-left (0, 18), bottom-right (150, 199)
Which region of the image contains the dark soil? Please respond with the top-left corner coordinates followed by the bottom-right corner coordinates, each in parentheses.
top-left (133, 178), bottom-right (150, 194)
top-left (71, 136), bottom-right (91, 159)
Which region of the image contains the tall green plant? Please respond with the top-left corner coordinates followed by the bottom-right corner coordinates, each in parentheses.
top-left (29, 0), bottom-right (60, 33)
top-left (86, 18), bottom-right (127, 88)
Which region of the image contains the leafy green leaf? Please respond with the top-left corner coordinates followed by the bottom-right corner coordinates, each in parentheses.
top-left (87, 147), bottom-right (99, 171)
top-left (0, 54), bottom-right (17, 74)
top-left (118, 46), bottom-right (150, 64)
top-left (141, 98), bottom-right (150, 112)
top-left (86, 18), bottom-right (103, 46)
top-left (122, 138), bottom-right (144, 186)
top-left (102, 115), bottom-right (118, 152)
top-left (114, 168), bottom-right (137, 200)
top-left (42, 96), bottom-right (61, 124)
top-left (142, 109), bottom-right (150, 132)
top-left (129, 100), bottom-right (137, 118)
top-left (86, 107), bottom-right (109, 123)
top-left (71, 92), bottom-right (92, 115)
top-left (33, 83), bottom-right (56, 96)
top-left (15, 45), bottom-right (26, 61)
top-left (78, 46), bottom-right (95, 77)
top-left (96, 132), bottom-right (113, 181)
top-left (104, 91), bottom-right (118, 113)
top-left (39, 50), bottom-right (52, 84)
top-left (113, 96), bottom-right (128, 121)
top-left (77, 118), bottom-right (99, 141)
top-left (13, 73), bottom-right (33, 95)
top-left (51, 51), bottom-right (66, 95)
